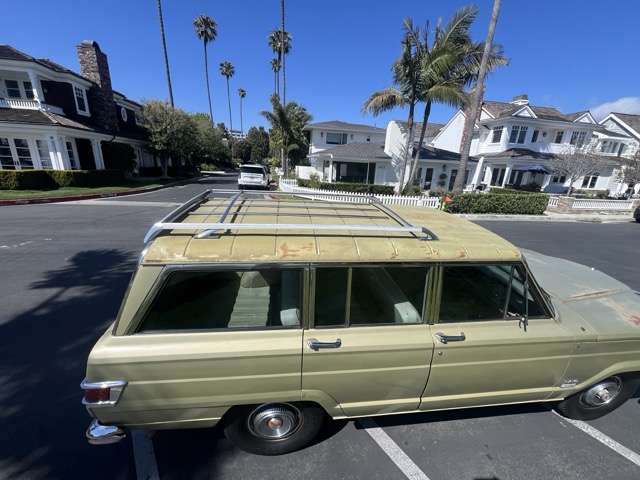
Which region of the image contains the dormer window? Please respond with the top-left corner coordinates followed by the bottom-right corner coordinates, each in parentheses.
top-left (5, 80), bottom-right (21, 98)
top-left (531, 130), bottom-right (540, 142)
top-left (570, 131), bottom-right (587, 147)
top-left (73, 85), bottom-right (89, 115)
top-left (509, 125), bottom-right (528, 144)
top-left (491, 126), bottom-right (503, 143)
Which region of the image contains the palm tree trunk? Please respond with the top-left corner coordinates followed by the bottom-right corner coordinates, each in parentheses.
top-left (226, 77), bottom-right (233, 132)
top-left (274, 70), bottom-right (277, 96)
top-left (280, 0), bottom-right (286, 105)
top-left (398, 99), bottom-right (416, 191)
top-left (156, 0), bottom-right (174, 108)
top-left (240, 97), bottom-right (244, 135)
top-left (406, 100), bottom-right (432, 190)
top-left (203, 42), bottom-right (213, 126)
top-left (453, 0), bottom-right (501, 193)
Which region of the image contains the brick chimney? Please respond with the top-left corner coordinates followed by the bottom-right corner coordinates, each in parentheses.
top-left (76, 40), bottom-right (118, 131)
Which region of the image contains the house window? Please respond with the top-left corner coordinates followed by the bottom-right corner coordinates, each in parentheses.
top-left (13, 139), bottom-right (34, 169)
top-left (553, 131), bottom-right (564, 143)
top-left (120, 106), bottom-right (128, 122)
top-left (423, 167), bottom-right (434, 189)
top-left (531, 129), bottom-right (540, 143)
top-left (491, 126), bottom-right (503, 143)
top-left (609, 142), bottom-right (618, 153)
top-left (0, 137), bottom-right (15, 169)
top-left (509, 125), bottom-right (528, 144)
top-left (570, 131), bottom-right (587, 147)
top-left (326, 132), bottom-right (348, 145)
top-left (5, 80), bottom-right (21, 98)
top-left (490, 167), bottom-right (507, 186)
top-left (66, 141), bottom-right (79, 169)
top-left (23, 81), bottom-right (34, 100)
top-left (552, 175), bottom-right (566, 184)
top-left (618, 143), bottom-right (626, 156)
top-left (36, 139), bottom-right (53, 169)
top-left (581, 173), bottom-right (599, 189)
top-left (448, 169), bottom-right (458, 191)
top-left (366, 136), bottom-right (371, 142)
top-left (73, 86), bottom-right (88, 114)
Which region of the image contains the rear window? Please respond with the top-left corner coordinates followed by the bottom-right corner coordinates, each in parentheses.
top-left (137, 269), bottom-right (302, 332)
top-left (240, 166), bottom-right (265, 174)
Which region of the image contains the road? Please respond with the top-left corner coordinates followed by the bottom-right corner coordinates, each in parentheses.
top-left (0, 177), bottom-right (638, 480)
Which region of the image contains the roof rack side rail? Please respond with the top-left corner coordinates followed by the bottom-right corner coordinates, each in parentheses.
top-left (369, 196), bottom-right (438, 241)
top-left (195, 190), bottom-right (243, 239)
top-left (143, 189), bottom-right (211, 243)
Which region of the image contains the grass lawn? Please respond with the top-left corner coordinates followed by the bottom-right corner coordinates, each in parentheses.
top-left (0, 178), bottom-right (177, 200)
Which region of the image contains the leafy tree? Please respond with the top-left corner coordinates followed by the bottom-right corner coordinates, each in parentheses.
top-left (550, 147), bottom-right (609, 196)
top-left (219, 61), bottom-right (235, 131)
top-left (193, 15), bottom-right (217, 126)
top-left (616, 149), bottom-right (640, 196)
top-left (191, 112), bottom-right (231, 165)
top-left (234, 139), bottom-right (253, 163)
top-left (245, 126), bottom-right (270, 163)
top-left (261, 94), bottom-right (311, 172)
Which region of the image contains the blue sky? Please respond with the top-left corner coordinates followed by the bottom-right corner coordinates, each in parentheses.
top-left (5, 1), bottom-right (640, 130)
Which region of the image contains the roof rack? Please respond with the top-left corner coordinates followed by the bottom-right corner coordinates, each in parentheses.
top-left (143, 189), bottom-right (438, 244)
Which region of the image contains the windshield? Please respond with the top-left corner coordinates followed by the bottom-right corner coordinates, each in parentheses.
top-left (240, 166), bottom-right (265, 174)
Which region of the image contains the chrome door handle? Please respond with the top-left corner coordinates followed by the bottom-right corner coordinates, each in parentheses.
top-left (307, 338), bottom-right (342, 351)
top-left (434, 332), bottom-right (466, 344)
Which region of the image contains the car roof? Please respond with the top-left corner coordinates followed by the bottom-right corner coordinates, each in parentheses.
top-left (141, 192), bottom-right (521, 265)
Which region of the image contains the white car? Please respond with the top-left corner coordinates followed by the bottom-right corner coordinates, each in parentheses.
top-left (238, 164), bottom-right (270, 190)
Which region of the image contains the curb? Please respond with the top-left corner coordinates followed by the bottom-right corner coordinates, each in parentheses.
top-left (459, 213), bottom-right (634, 224)
top-left (0, 177), bottom-right (196, 206)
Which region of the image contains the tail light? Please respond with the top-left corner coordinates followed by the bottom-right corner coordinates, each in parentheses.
top-left (81, 379), bottom-right (127, 406)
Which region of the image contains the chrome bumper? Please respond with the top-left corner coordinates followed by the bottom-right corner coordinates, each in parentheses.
top-left (86, 419), bottom-right (126, 445)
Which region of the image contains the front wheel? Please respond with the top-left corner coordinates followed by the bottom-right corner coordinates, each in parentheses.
top-left (223, 403), bottom-right (326, 455)
top-left (555, 375), bottom-right (640, 421)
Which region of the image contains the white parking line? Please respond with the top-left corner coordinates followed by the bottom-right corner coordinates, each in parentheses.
top-left (553, 411), bottom-right (640, 467)
top-left (131, 430), bottom-right (160, 480)
top-left (358, 418), bottom-right (431, 480)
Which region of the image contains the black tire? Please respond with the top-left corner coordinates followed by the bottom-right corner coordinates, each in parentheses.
top-left (555, 375), bottom-right (640, 421)
top-left (223, 403), bottom-right (326, 455)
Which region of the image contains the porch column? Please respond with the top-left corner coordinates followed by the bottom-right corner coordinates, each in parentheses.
top-left (91, 139), bottom-right (105, 170)
top-left (26, 70), bottom-right (44, 105)
top-left (54, 136), bottom-right (71, 170)
top-left (502, 165), bottom-right (512, 187)
top-left (470, 156), bottom-right (485, 187)
top-left (483, 165), bottom-right (493, 185)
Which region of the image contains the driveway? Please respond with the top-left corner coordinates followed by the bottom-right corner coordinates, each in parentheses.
top-left (1, 177), bottom-right (638, 479)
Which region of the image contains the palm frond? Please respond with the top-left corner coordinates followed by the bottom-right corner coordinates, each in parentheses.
top-left (362, 87), bottom-right (406, 115)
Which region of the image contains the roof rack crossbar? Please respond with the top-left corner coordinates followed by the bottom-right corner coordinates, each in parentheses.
top-left (368, 196), bottom-right (438, 241)
top-left (195, 190), bottom-right (243, 239)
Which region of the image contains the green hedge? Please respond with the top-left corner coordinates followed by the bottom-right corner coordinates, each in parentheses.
top-left (0, 169), bottom-right (126, 190)
top-left (297, 178), bottom-right (394, 195)
top-left (488, 187), bottom-right (536, 195)
top-left (446, 193), bottom-right (550, 215)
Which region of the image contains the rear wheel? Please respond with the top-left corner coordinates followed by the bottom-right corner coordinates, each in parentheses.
top-left (555, 375), bottom-right (640, 420)
top-left (223, 403), bottom-right (326, 455)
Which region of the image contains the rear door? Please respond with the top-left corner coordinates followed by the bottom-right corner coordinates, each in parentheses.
top-left (301, 265), bottom-right (433, 417)
top-left (90, 266), bottom-right (305, 427)
top-left (420, 263), bottom-right (576, 411)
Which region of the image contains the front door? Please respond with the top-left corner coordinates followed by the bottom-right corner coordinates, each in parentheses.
top-left (302, 265), bottom-right (433, 417)
top-left (421, 263), bottom-right (576, 411)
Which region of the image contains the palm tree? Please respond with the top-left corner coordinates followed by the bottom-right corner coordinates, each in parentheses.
top-left (270, 58), bottom-right (281, 96)
top-left (363, 32), bottom-right (420, 191)
top-left (219, 61), bottom-right (235, 132)
top-left (193, 15), bottom-right (217, 126)
top-left (156, 0), bottom-right (174, 107)
top-left (268, 30), bottom-right (291, 102)
top-left (280, 0), bottom-right (286, 104)
top-left (238, 88), bottom-right (246, 135)
top-left (453, 0), bottom-right (503, 192)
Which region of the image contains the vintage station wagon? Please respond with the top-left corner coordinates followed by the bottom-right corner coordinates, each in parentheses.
top-left (82, 189), bottom-right (640, 455)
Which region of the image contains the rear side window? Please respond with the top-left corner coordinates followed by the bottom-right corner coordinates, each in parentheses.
top-left (137, 269), bottom-right (302, 332)
top-left (314, 265), bottom-right (428, 327)
top-left (240, 166), bottom-right (265, 175)
top-left (438, 264), bottom-right (549, 323)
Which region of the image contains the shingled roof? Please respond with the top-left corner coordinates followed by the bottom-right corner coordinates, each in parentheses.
top-left (482, 100), bottom-right (571, 122)
top-left (305, 120), bottom-right (385, 133)
top-left (610, 113), bottom-right (640, 136)
top-left (311, 142), bottom-right (476, 162)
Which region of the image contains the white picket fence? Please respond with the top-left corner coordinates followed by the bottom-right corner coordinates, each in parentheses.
top-left (547, 196), bottom-right (560, 208)
top-left (279, 178), bottom-right (441, 208)
top-left (572, 198), bottom-right (634, 210)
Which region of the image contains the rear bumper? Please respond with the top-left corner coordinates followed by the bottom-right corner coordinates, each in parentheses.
top-left (86, 419), bottom-right (126, 445)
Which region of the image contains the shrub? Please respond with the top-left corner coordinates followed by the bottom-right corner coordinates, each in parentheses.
top-left (138, 166), bottom-right (163, 177)
top-left (573, 189), bottom-right (609, 199)
top-left (446, 193), bottom-right (550, 215)
top-left (296, 178), bottom-right (394, 195)
top-left (488, 187), bottom-right (535, 195)
top-left (0, 169), bottom-right (126, 190)
top-left (401, 185), bottom-right (422, 196)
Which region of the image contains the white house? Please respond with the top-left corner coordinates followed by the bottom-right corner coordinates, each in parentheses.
top-left (304, 120), bottom-right (386, 154)
top-left (430, 94), bottom-right (639, 195)
top-left (304, 119), bottom-right (475, 191)
top-left (0, 41), bottom-right (152, 172)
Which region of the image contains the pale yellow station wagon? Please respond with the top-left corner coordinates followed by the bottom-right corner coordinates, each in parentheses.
top-left (82, 189), bottom-right (640, 455)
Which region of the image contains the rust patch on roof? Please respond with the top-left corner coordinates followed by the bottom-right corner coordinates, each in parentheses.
top-left (566, 288), bottom-right (625, 301)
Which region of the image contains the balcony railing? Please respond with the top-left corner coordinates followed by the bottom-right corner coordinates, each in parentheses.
top-left (0, 98), bottom-right (64, 115)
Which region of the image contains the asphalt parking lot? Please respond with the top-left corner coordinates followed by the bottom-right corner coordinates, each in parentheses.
top-left (1, 177), bottom-right (638, 480)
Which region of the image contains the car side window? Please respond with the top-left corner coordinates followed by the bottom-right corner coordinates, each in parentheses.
top-left (439, 265), bottom-right (512, 322)
top-left (314, 265), bottom-right (428, 327)
top-left (137, 269), bottom-right (302, 333)
top-left (507, 266), bottom-right (549, 318)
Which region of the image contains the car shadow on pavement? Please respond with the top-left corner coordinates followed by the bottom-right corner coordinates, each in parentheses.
top-left (0, 249), bottom-right (137, 480)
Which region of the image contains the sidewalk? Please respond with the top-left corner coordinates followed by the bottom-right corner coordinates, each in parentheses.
top-left (459, 211), bottom-right (635, 223)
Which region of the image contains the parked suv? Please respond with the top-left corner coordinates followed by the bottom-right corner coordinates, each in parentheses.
top-left (82, 189), bottom-right (640, 455)
top-left (238, 164), bottom-right (270, 189)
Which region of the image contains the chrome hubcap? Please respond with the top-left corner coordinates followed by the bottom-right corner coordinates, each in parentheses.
top-left (248, 404), bottom-right (301, 440)
top-left (580, 377), bottom-right (622, 408)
